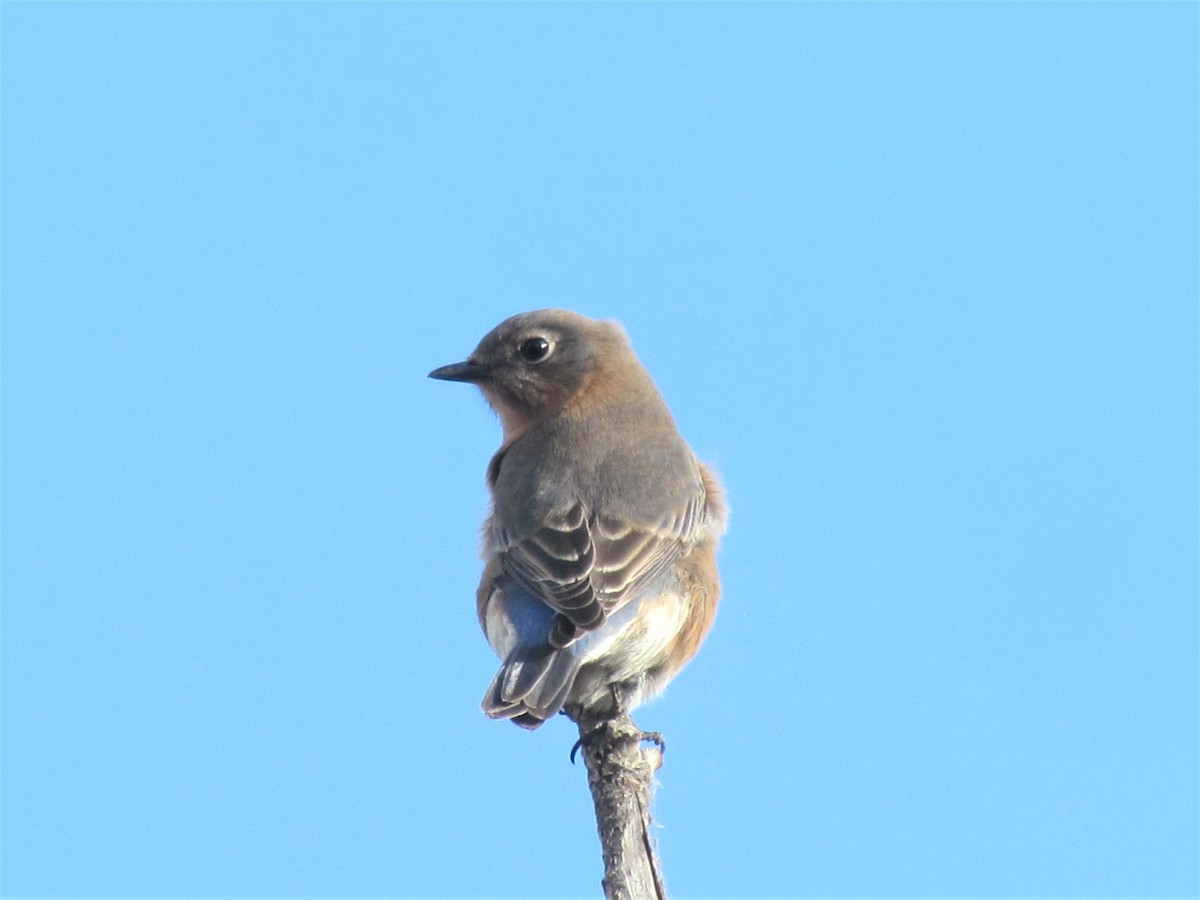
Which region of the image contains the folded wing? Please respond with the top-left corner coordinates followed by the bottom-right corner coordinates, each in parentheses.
top-left (498, 489), bottom-right (710, 649)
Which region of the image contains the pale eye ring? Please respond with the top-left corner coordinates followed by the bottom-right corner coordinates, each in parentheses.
top-left (518, 336), bottom-right (552, 363)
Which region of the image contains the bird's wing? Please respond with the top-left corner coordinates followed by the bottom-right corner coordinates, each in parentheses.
top-left (497, 490), bottom-right (710, 645)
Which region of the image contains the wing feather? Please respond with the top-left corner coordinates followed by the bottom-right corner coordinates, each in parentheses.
top-left (498, 488), bottom-right (711, 643)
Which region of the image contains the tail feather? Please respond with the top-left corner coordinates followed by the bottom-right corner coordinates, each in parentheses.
top-left (482, 645), bottom-right (580, 730)
top-left (501, 647), bottom-right (555, 701)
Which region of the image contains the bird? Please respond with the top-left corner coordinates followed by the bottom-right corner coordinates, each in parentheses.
top-left (429, 309), bottom-right (726, 730)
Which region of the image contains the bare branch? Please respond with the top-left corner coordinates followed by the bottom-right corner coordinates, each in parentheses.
top-left (572, 711), bottom-right (668, 900)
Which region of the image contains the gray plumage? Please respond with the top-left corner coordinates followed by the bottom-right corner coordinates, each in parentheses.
top-left (430, 309), bottom-right (726, 729)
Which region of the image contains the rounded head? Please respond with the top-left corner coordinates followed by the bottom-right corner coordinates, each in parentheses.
top-left (429, 309), bottom-right (635, 425)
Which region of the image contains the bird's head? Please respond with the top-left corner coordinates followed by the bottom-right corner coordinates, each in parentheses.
top-left (428, 309), bottom-right (638, 438)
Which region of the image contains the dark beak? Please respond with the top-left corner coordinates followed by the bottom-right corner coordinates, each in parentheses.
top-left (428, 359), bottom-right (490, 383)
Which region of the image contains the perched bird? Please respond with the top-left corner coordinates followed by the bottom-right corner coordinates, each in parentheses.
top-left (429, 309), bottom-right (726, 729)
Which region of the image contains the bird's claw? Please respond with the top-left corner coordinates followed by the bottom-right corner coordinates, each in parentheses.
top-left (639, 730), bottom-right (666, 755)
top-left (570, 727), bottom-right (667, 765)
top-left (570, 724), bottom-right (606, 765)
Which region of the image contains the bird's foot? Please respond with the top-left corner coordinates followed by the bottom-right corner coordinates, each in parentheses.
top-left (639, 730), bottom-right (666, 755)
top-left (569, 723), bottom-right (608, 765)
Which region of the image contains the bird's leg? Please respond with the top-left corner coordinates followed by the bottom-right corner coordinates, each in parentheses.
top-left (567, 684), bottom-right (668, 763)
top-left (609, 682), bottom-right (635, 714)
top-left (609, 684), bottom-right (667, 758)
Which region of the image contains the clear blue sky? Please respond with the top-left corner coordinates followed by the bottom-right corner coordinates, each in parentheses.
top-left (2, 3), bottom-right (1196, 897)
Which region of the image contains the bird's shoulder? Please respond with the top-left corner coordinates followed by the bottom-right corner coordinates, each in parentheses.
top-left (490, 405), bottom-right (701, 530)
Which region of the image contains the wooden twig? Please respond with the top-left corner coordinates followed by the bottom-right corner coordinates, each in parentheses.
top-left (572, 711), bottom-right (668, 900)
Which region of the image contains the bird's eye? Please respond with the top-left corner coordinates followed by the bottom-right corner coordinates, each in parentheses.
top-left (518, 336), bottom-right (552, 363)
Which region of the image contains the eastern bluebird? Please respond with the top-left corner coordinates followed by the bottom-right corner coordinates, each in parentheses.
top-left (429, 309), bottom-right (726, 729)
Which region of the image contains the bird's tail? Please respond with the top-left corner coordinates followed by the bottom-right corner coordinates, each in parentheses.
top-left (482, 645), bottom-right (581, 730)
